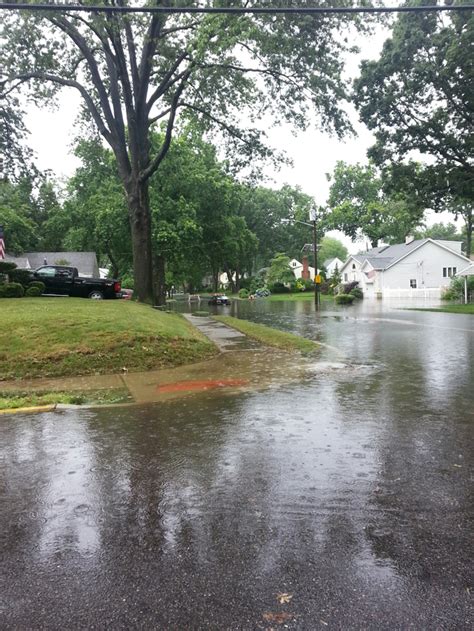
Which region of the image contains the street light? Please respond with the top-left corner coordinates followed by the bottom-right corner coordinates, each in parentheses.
top-left (283, 210), bottom-right (321, 310)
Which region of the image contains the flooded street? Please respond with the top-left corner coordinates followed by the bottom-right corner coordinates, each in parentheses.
top-left (1, 300), bottom-right (473, 629)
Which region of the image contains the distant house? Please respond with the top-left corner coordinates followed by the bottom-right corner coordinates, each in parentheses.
top-left (288, 257), bottom-right (315, 280)
top-left (339, 238), bottom-right (471, 298)
top-left (323, 257), bottom-right (344, 278)
top-left (4, 251), bottom-right (100, 278)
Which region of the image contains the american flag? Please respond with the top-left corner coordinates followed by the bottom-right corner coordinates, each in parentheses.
top-left (0, 225), bottom-right (5, 260)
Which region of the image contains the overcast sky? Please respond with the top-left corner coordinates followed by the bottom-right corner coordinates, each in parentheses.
top-left (23, 20), bottom-right (453, 254)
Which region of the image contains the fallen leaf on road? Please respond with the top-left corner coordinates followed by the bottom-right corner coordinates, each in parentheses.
top-left (276, 592), bottom-right (293, 604)
top-left (263, 612), bottom-right (293, 624)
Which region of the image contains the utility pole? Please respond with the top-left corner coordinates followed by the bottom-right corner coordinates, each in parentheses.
top-left (313, 218), bottom-right (320, 310)
top-left (309, 205), bottom-right (320, 311)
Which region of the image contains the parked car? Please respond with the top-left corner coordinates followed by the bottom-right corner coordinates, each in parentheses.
top-left (208, 294), bottom-right (231, 305)
top-left (33, 265), bottom-right (121, 299)
top-left (254, 288), bottom-right (271, 298)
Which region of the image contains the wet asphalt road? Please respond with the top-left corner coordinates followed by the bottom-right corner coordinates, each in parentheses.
top-left (1, 300), bottom-right (473, 629)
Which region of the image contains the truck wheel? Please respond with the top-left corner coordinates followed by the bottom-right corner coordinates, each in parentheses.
top-left (89, 290), bottom-right (104, 300)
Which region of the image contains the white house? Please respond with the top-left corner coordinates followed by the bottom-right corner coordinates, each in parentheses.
top-left (288, 258), bottom-right (315, 279)
top-left (323, 257), bottom-right (344, 278)
top-left (339, 238), bottom-right (471, 298)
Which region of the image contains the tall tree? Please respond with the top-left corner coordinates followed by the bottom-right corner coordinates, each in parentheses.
top-left (354, 2), bottom-right (473, 254)
top-left (1, 3), bottom-right (362, 302)
top-left (326, 161), bottom-right (423, 247)
top-left (318, 236), bottom-right (348, 264)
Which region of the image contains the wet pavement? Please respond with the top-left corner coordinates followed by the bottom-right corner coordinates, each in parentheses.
top-left (1, 299), bottom-right (473, 629)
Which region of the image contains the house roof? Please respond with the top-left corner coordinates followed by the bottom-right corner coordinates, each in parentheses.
top-left (343, 239), bottom-right (468, 272)
top-left (4, 254), bottom-right (31, 269)
top-left (23, 252), bottom-right (100, 277)
top-left (457, 263), bottom-right (474, 276)
top-left (323, 257), bottom-right (342, 268)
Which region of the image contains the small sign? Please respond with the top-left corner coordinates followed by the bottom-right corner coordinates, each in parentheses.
top-left (315, 274), bottom-right (322, 284)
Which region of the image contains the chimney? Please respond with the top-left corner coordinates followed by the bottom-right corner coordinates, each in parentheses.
top-left (302, 256), bottom-right (310, 280)
top-left (405, 235), bottom-right (415, 245)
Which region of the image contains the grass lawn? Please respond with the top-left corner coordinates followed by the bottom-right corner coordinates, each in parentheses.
top-left (213, 315), bottom-right (319, 353)
top-left (0, 298), bottom-right (217, 380)
top-left (0, 388), bottom-right (132, 411)
top-left (406, 304), bottom-right (474, 314)
top-left (266, 292), bottom-right (333, 302)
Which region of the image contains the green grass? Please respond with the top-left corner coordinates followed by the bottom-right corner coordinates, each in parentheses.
top-left (213, 315), bottom-right (319, 353)
top-left (0, 298), bottom-right (217, 380)
top-left (405, 304), bottom-right (474, 314)
top-left (266, 292), bottom-right (332, 302)
top-left (0, 388), bottom-right (132, 410)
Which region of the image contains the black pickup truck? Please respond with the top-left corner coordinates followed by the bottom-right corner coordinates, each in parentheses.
top-left (33, 265), bottom-right (121, 299)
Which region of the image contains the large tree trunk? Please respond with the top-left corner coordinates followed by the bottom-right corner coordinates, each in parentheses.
top-left (153, 253), bottom-right (167, 306)
top-left (127, 177), bottom-right (154, 303)
top-left (224, 265), bottom-right (235, 294)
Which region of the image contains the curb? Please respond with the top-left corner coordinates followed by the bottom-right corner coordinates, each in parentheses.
top-left (0, 404), bottom-right (57, 415)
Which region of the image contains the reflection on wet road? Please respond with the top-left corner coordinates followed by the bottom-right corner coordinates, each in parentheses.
top-left (1, 299), bottom-right (473, 628)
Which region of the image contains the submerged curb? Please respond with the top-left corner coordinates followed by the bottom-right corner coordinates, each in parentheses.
top-left (0, 404), bottom-right (57, 415)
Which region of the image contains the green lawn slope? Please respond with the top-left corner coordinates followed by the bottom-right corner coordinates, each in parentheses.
top-left (0, 298), bottom-right (217, 380)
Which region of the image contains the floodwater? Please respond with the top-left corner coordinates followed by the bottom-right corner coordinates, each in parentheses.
top-left (1, 299), bottom-right (473, 629)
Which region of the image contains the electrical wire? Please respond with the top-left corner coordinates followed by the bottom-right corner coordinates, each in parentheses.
top-left (0, 3), bottom-right (473, 15)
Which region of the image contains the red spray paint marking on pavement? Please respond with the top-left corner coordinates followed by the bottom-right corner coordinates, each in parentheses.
top-left (157, 378), bottom-right (249, 393)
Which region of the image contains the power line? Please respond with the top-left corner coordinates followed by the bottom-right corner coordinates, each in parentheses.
top-left (0, 3), bottom-right (473, 15)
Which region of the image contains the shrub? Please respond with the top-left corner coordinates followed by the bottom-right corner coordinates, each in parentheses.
top-left (350, 287), bottom-right (363, 300)
top-left (0, 261), bottom-right (17, 275)
top-left (342, 281), bottom-right (359, 294)
top-left (0, 284), bottom-right (6, 298)
top-left (319, 281), bottom-right (331, 295)
top-left (238, 288), bottom-right (249, 299)
top-left (442, 276), bottom-right (474, 301)
top-left (120, 273), bottom-right (134, 289)
top-left (335, 293), bottom-right (355, 305)
top-left (25, 286), bottom-right (42, 297)
top-left (268, 282), bottom-right (290, 294)
top-left (3, 282), bottom-right (25, 298)
top-left (28, 280), bottom-right (46, 293)
top-left (9, 268), bottom-right (34, 287)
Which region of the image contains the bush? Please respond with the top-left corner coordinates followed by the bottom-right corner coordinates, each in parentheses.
top-left (25, 286), bottom-right (42, 297)
top-left (3, 282), bottom-right (25, 298)
top-left (442, 276), bottom-right (474, 301)
top-left (28, 280), bottom-right (46, 293)
top-left (342, 281), bottom-right (359, 294)
top-left (0, 261), bottom-right (17, 275)
top-left (238, 288), bottom-right (249, 299)
top-left (0, 284), bottom-right (6, 298)
top-left (319, 281), bottom-right (331, 295)
top-left (9, 268), bottom-right (34, 287)
top-left (268, 282), bottom-right (290, 294)
top-left (350, 287), bottom-right (363, 300)
top-left (120, 273), bottom-right (134, 289)
top-left (335, 293), bottom-right (355, 305)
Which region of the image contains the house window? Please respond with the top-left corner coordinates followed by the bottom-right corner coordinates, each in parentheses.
top-left (352, 263), bottom-right (356, 270)
top-left (344, 273), bottom-right (348, 281)
top-left (453, 267), bottom-right (457, 276)
top-left (410, 279), bottom-right (417, 288)
top-left (443, 267), bottom-right (447, 278)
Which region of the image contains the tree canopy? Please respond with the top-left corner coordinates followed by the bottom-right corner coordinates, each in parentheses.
top-left (1, 2), bottom-right (363, 302)
top-left (326, 161), bottom-right (424, 247)
top-left (354, 2), bottom-right (473, 254)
